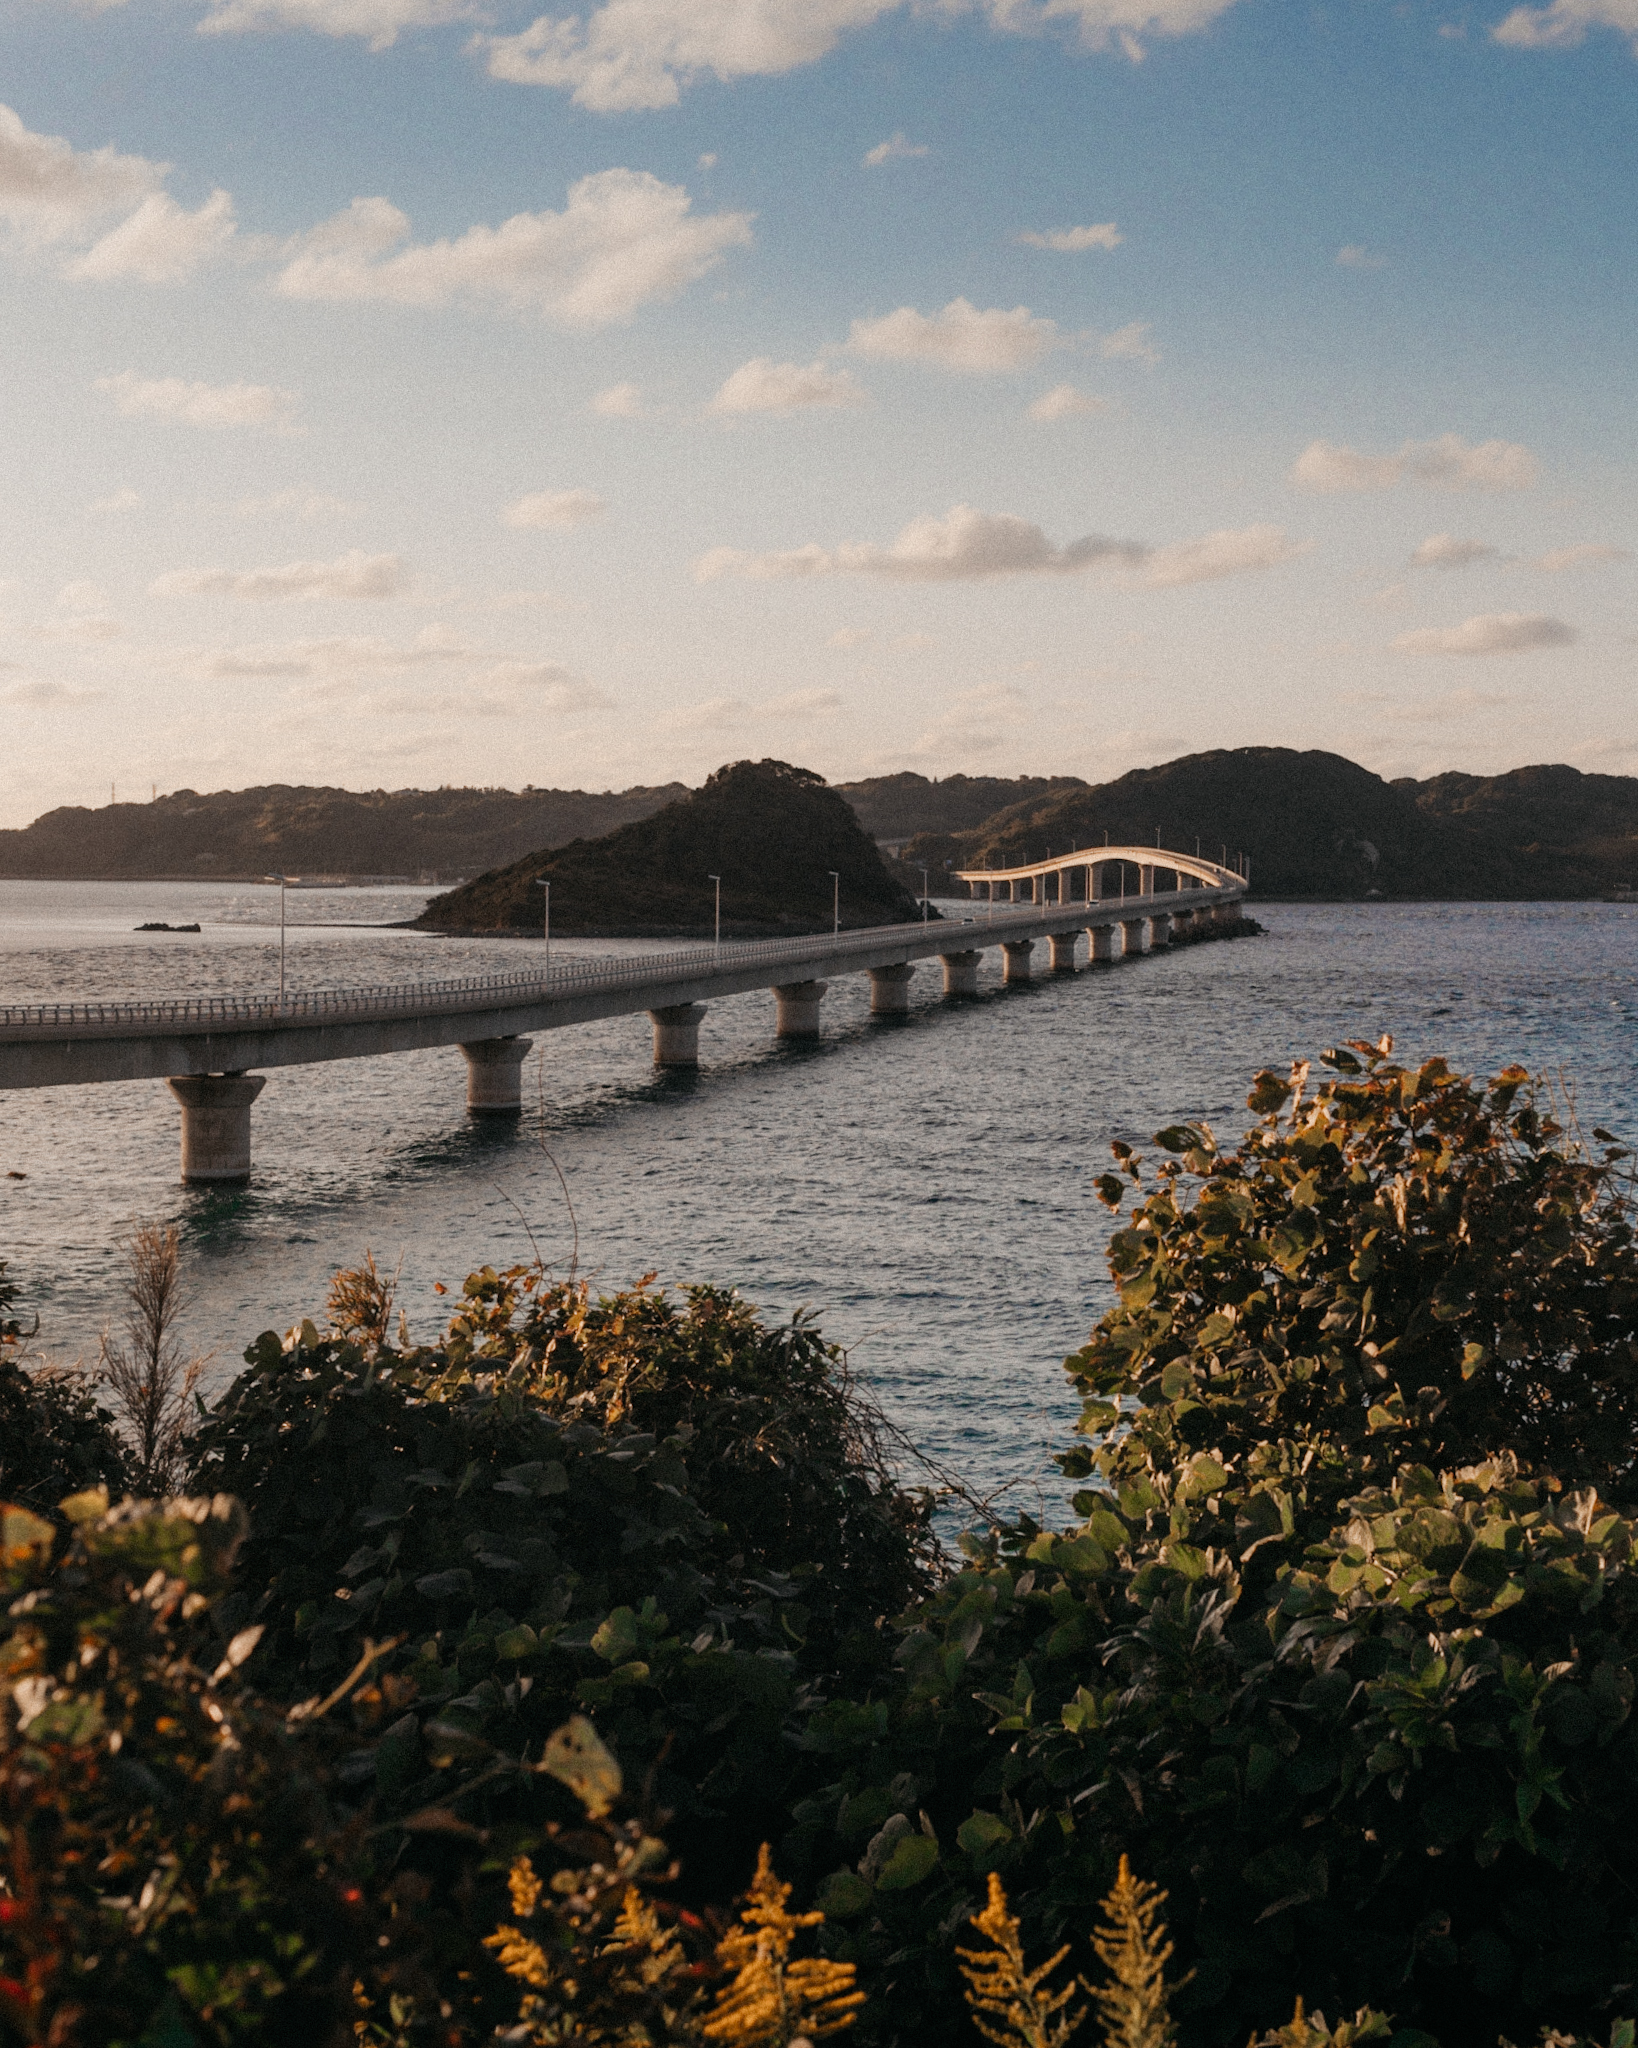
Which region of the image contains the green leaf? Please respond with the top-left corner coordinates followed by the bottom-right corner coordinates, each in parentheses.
top-left (815, 1870), bottom-right (874, 1918)
top-left (956, 1810), bottom-right (1013, 1856)
top-left (874, 1833), bottom-right (939, 1890)
top-left (538, 1714), bottom-right (621, 1819)
top-left (591, 1607), bottom-right (640, 1663)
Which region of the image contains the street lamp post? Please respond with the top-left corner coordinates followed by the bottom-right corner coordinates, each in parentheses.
top-left (534, 877), bottom-right (551, 964)
top-left (828, 869), bottom-right (839, 936)
top-left (708, 874), bottom-right (721, 948)
top-left (262, 874), bottom-right (296, 1007)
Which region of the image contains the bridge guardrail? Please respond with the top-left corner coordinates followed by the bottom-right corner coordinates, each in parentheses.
top-left (0, 887), bottom-right (1241, 1041)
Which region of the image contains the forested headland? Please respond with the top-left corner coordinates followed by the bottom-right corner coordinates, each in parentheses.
top-left (6, 1039), bottom-right (1638, 2047)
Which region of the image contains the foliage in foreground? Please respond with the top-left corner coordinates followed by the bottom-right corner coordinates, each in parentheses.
top-left (0, 1260), bottom-right (129, 1519)
top-left (782, 1043), bottom-right (1638, 2048)
top-left (6, 1036), bottom-right (1638, 2048)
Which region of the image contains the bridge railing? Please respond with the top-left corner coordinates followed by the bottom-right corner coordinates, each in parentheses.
top-left (0, 889), bottom-right (1239, 1038)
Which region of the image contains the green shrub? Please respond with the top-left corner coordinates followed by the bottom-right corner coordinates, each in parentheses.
top-left (0, 1258), bottom-right (130, 1518)
top-left (784, 1044), bottom-right (1638, 2048)
top-left (185, 1270), bottom-right (930, 1906)
top-left (0, 1491), bottom-right (440, 2048)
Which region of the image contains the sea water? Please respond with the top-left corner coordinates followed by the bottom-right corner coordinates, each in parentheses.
top-left (1, 880), bottom-right (1634, 1523)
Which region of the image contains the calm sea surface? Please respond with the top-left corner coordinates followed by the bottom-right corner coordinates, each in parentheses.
top-left (2, 881), bottom-right (1634, 1523)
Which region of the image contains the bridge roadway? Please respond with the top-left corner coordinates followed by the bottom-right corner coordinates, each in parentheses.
top-left (0, 850), bottom-right (1247, 1182)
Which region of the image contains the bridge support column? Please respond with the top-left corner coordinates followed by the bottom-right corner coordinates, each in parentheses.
top-left (460, 1035), bottom-right (535, 1115)
top-left (650, 1003), bottom-right (706, 1067)
top-left (167, 1072), bottom-right (265, 1185)
top-left (1150, 913), bottom-right (1172, 948)
top-left (869, 963), bottom-right (915, 1014)
top-left (1088, 923), bottom-right (1121, 963)
top-left (940, 950), bottom-right (982, 996)
top-left (1001, 939), bottom-right (1034, 985)
top-left (1048, 932), bottom-right (1079, 972)
top-left (1122, 917), bottom-right (1152, 957)
top-left (773, 980), bottom-right (827, 1038)
top-left (1170, 909), bottom-right (1193, 941)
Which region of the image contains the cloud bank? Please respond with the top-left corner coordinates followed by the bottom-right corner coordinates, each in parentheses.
top-left (846, 298), bottom-right (1061, 373)
top-left (1410, 534), bottom-right (1501, 569)
top-left (1291, 433), bottom-right (1538, 493)
top-left (153, 549), bottom-right (404, 600)
top-left (695, 504), bottom-right (1308, 587)
top-left (502, 489), bottom-right (607, 528)
top-left (275, 171), bottom-right (753, 326)
top-left (1492, 0), bottom-right (1638, 50)
top-left (1018, 222), bottom-right (1122, 250)
top-left (97, 370), bottom-right (301, 431)
top-left (1393, 612), bottom-right (1574, 655)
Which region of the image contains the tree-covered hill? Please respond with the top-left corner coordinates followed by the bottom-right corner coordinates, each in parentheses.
top-left (0, 781), bottom-right (688, 883)
top-left (902, 747), bottom-right (1638, 899)
top-left (413, 757), bottom-right (926, 938)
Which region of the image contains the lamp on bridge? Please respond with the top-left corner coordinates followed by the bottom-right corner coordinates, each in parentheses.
top-left (534, 876), bottom-right (551, 964)
top-left (262, 874), bottom-right (298, 1008)
top-left (708, 874), bottom-right (721, 948)
top-left (827, 869), bottom-right (839, 936)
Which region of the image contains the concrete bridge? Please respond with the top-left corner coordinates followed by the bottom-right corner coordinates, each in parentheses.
top-left (0, 849), bottom-right (1248, 1183)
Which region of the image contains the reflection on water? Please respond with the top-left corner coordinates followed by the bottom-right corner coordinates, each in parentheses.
top-left (1, 879), bottom-right (1634, 1520)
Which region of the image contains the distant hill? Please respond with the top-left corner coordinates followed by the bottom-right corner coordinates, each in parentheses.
top-left (832, 772), bottom-right (1087, 842)
top-left (414, 758), bottom-right (926, 938)
top-left (901, 749), bottom-right (1638, 900)
top-left (0, 782), bottom-right (687, 882)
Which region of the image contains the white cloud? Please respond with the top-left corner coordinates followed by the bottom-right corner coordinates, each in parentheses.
top-left (1018, 222), bottom-right (1121, 251)
top-left (863, 132), bottom-right (928, 166)
top-left (152, 549), bottom-right (404, 600)
top-left (1492, 0), bottom-right (1638, 49)
top-left (1028, 382), bottom-right (1108, 420)
top-left (1098, 320), bottom-right (1158, 363)
top-left (590, 380), bottom-right (644, 416)
top-left (275, 172), bottom-right (753, 327)
top-left (1137, 524), bottom-right (1309, 588)
top-left (502, 488), bottom-right (607, 529)
top-left (695, 503), bottom-right (1308, 586)
top-left (477, 1), bottom-right (902, 110)
top-left (708, 357), bottom-right (865, 413)
top-left (846, 297), bottom-right (1061, 373)
top-left (1536, 542), bottom-right (1631, 571)
top-left (199, 0), bottom-right (478, 50)
top-left (57, 579), bottom-right (108, 610)
top-left (1291, 433), bottom-right (1538, 493)
top-left (1411, 534), bottom-right (1501, 569)
top-left (205, 624), bottom-right (468, 676)
top-left (235, 489), bottom-right (364, 519)
top-left (88, 486), bottom-right (143, 513)
top-left (475, 0), bottom-right (1245, 109)
top-left (671, 686), bottom-right (843, 732)
top-left (4, 678), bottom-right (103, 705)
top-left (827, 627), bottom-right (872, 647)
top-left (1336, 243), bottom-right (1385, 270)
top-left (1393, 612), bottom-right (1574, 655)
top-left (65, 188), bottom-right (236, 282)
top-left (97, 370), bottom-right (301, 432)
top-left (0, 103), bottom-right (162, 242)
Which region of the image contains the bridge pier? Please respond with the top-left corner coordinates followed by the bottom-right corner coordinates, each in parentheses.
top-left (868, 963), bottom-right (915, 1014)
top-left (1150, 912), bottom-right (1172, 948)
top-left (460, 1035), bottom-right (535, 1114)
top-left (1002, 939), bottom-right (1034, 985)
top-left (1047, 932), bottom-right (1079, 973)
top-left (1122, 917), bottom-right (1152, 957)
top-left (650, 1003), bottom-right (706, 1067)
top-left (773, 980), bottom-right (827, 1038)
top-left (940, 950), bottom-right (982, 996)
top-left (167, 1072), bottom-right (265, 1184)
top-left (1088, 923), bottom-right (1121, 963)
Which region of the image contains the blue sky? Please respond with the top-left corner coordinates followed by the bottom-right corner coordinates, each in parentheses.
top-left (2, 0), bottom-right (1634, 822)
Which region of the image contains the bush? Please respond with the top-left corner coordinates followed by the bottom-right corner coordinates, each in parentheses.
top-left (782, 1043), bottom-right (1638, 2048)
top-left (0, 1491), bottom-right (439, 2047)
top-left (185, 1269), bottom-right (930, 1906)
top-left (0, 1259), bottom-right (130, 1519)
